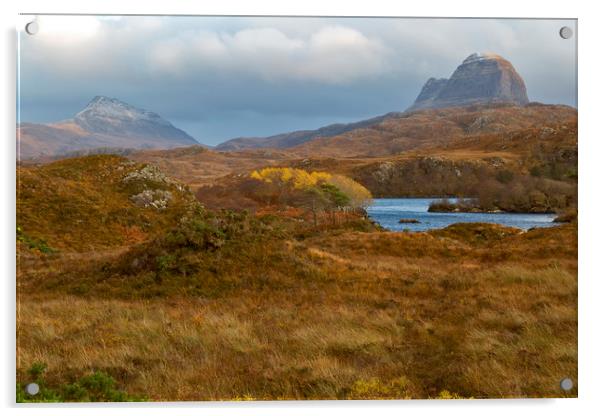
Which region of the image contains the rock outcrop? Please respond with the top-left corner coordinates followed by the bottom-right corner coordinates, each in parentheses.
top-left (408, 53), bottom-right (529, 111)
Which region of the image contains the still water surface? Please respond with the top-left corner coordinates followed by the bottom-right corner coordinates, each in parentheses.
top-left (366, 198), bottom-right (558, 232)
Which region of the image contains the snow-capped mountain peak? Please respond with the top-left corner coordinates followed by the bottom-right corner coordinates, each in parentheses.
top-left (75, 96), bottom-right (172, 129)
top-left (72, 96), bottom-right (196, 143)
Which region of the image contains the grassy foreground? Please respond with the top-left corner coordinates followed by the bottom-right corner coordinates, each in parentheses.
top-left (18, 225), bottom-right (577, 400)
top-left (17, 155), bottom-right (577, 401)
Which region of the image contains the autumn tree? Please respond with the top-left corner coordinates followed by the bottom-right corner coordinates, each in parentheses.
top-left (327, 174), bottom-right (372, 209)
top-left (249, 167), bottom-right (372, 217)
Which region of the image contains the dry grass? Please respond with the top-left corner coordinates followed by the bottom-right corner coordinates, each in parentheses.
top-left (17, 155), bottom-right (197, 251)
top-left (17, 223), bottom-right (577, 401)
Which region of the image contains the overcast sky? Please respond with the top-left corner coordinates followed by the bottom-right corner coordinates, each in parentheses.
top-left (18, 16), bottom-right (577, 146)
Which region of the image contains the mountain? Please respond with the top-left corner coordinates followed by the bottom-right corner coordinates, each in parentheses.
top-left (215, 112), bottom-right (400, 151)
top-left (408, 53), bottom-right (529, 111)
top-left (216, 53), bottom-right (530, 152)
top-left (18, 96), bottom-right (198, 159)
top-left (73, 96), bottom-right (196, 142)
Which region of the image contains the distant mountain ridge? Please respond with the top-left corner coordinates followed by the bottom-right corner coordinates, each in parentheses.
top-left (288, 103), bottom-right (576, 158)
top-left (215, 112), bottom-right (401, 151)
top-left (18, 96), bottom-right (198, 159)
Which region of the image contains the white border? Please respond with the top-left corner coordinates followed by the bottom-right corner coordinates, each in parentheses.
top-left (2, 1), bottom-right (600, 415)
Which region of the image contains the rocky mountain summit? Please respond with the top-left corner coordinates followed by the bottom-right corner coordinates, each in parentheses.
top-left (408, 53), bottom-right (529, 111)
top-left (18, 96), bottom-right (198, 159)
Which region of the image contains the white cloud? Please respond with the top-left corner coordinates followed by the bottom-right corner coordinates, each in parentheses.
top-left (300, 26), bottom-right (390, 83)
top-left (148, 25), bottom-right (390, 84)
top-left (36, 15), bottom-right (101, 41)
